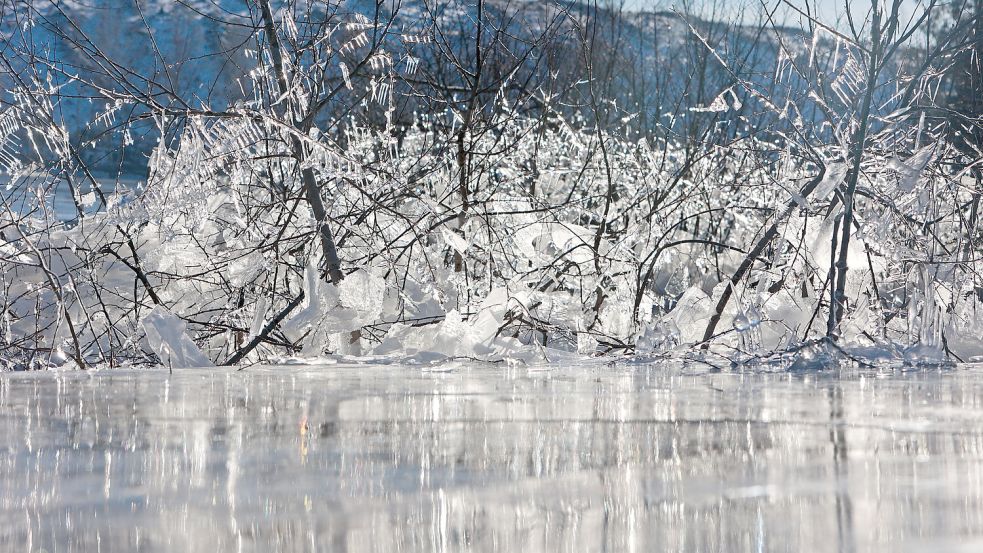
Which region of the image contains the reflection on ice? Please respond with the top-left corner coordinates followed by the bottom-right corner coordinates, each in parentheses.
top-left (2, 364), bottom-right (983, 552)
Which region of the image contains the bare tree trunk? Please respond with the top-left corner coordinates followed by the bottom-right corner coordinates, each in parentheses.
top-left (827, 4), bottom-right (884, 336)
top-left (258, 0), bottom-right (343, 285)
top-left (453, 0), bottom-right (484, 274)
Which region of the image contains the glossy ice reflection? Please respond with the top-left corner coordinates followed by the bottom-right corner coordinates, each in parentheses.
top-left (2, 364), bottom-right (983, 552)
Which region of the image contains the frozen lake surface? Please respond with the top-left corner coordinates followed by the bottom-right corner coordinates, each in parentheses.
top-left (2, 363), bottom-right (983, 552)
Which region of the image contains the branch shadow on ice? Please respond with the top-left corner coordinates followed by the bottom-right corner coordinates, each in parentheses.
top-left (691, 337), bottom-right (958, 373)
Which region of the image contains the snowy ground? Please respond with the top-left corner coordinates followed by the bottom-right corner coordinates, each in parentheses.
top-left (2, 362), bottom-right (983, 552)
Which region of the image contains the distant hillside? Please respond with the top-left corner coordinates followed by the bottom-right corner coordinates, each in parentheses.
top-left (6, 0), bottom-right (806, 174)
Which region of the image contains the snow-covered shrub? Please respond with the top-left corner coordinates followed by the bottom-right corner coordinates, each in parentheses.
top-left (1, 0), bottom-right (981, 368)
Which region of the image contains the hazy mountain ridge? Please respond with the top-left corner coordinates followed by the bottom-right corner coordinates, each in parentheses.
top-left (5, 0), bottom-right (806, 174)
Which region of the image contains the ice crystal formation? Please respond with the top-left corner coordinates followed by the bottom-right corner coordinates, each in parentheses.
top-left (1, 0), bottom-right (981, 369)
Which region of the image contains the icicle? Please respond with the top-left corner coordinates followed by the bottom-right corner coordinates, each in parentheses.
top-left (339, 62), bottom-right (353, 90)
top-left (403, 56), bottom-right (419, 75)
top-left (915, 111), bottom-right (926, 150)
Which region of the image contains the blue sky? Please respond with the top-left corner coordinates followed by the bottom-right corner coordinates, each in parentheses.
top-left (623, 0), bottom-right (922, 29)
